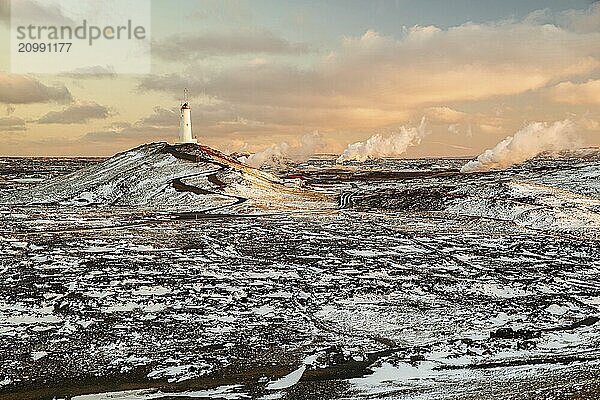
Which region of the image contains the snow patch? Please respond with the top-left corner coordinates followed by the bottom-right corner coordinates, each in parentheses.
top-left (545, 304), bottom-right (570, 316)
top-left (266, 365), bottom-right (306, 390)
top-left (72, 385), bottom-right (248, 400)
top-left (31, 351), bottom-right (48, 361)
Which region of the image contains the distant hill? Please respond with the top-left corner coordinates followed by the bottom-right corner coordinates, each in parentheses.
top-left (0, 142), bottom-right (334, 213)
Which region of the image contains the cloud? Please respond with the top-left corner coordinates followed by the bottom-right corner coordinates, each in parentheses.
top-left (185, 0), bottom-right (252, 24)
top-left (82, 125), bottom-right (173, 143)
top-left (561, 2), bottom-right (600, 34)
top-left (6, 0), bottom-right (75, 26)
top-left (218, 117), bottom-right (265, 127)
top-left (423, 107), bottom-right (469, 124)
top-left (81, 106), bottom-right (179, 143)
top-left (526, 2), bottom-right (600, 34)
top-left (0, 116), bottom-right (26, 132)
top-left (80, 103), bottom-right (276, 147)
top-left (322, 23), bottom-right (599, 105)
top-left (37, 101), bottom-right (113, 124)
top-left (139, 7), bottom-right (600, 138)
top-left (138, 69), bottom-right (412, 132)
top-left (59, 65), bottom-right (118, 79)
top-left (0, 0), bottom-right (7, 26)
top-left (421, 106), bottom-right (505, 135)
top-left (153, 30), bottom-right (312, 61)
top-left (546, 79), bottom-right (600, 105)
top-left (0, 73), bottom-right (72, 104)
top-left (135, 106), bottom-right (178, 127)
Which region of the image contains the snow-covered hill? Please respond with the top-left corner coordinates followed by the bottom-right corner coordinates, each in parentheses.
top-left (447, 179), bottom-right (600, 232)
top-left (332, 151), bottom-right (600, 235)
top-left (0, 142), bottom-right (333, 213)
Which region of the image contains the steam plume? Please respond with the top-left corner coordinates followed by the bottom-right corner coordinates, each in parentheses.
top-left (460, 119), bottom-right (579, 173)
top-left (240, 131), bottom-right (323, 167)
top-left (336, 117), bottom-right (427, 163)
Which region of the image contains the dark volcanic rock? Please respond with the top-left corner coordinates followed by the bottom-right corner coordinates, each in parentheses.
top-left (491, 327), bottom-right (542, 340)
top-left (339, 186), bottom-right (457, 211)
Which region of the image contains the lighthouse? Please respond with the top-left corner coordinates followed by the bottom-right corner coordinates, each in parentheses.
top-left (178, 88), bottom-right (197, 144)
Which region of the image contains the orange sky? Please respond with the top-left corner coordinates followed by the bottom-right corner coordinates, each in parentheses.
top-left (0, 0), bottom-right (599, 157)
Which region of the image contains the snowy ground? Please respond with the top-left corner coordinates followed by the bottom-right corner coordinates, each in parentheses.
top-left (1, 150), bottom-right (600, 399)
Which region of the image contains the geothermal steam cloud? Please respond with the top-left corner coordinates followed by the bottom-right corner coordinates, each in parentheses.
top-left (461, 119), bottom-right (579, 173)
top-left (337, 117), bottom-right (427, 163)
top-left (241, 131), bottom-right (324, 167)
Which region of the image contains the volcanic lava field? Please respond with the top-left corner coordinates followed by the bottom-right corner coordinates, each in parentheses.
top-left (1, 144), bottom-right (600, 399)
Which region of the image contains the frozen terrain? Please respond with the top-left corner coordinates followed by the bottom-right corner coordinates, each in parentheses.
top-left (1, 142), bottom-right (333, 213)
top-left (1, 144), bottom-right (600, 399)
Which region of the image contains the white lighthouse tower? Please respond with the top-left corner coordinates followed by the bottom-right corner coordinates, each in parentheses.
top-left (178, 88), bottom-right (197, 144)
